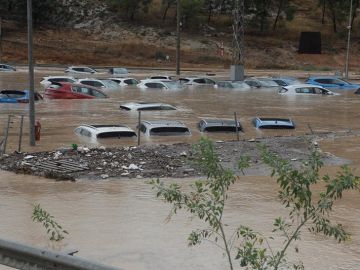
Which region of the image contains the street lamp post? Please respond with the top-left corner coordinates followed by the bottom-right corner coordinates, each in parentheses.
top-left (27, 0), bottom-right (36, 146)
top-left (176, 0), bottom-right (181, 75)
top-left (345, 0), bottom-right (353, 79)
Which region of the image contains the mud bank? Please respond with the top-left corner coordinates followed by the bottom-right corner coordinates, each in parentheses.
top-left (0, 131), bottom-right (355, 181)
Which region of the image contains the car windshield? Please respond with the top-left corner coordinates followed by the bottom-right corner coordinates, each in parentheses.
top-left (100, 80), bottom-right (119, 88)
top-left (162, 81), bottom-right (183, 90)
top-left (150, 127), bottom-right (190, 136)
top-left (258, 79), bottom-right (279, 87)
top-left (232, 82), bottom-right (248, 88)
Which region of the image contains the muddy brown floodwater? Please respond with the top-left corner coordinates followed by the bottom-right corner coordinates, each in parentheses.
top-left (0, 69), bottom-right (360, 269)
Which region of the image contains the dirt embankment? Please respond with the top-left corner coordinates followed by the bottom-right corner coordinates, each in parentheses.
top-left (0, 132), bottom-right (353, 181)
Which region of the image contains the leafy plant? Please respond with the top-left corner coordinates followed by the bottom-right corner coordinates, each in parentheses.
top-left (71, 143), bottom-right (78, 150)
top-left (32, 204), bottom-right (69, 241)
top-left (150, 138), bottom-right (360, 270)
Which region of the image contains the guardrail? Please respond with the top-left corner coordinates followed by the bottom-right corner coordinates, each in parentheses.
top-left (0, 238), bottom-right (121, 270)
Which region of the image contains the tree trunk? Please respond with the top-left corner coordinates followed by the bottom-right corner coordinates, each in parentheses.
top-left (208, 2), bottom-right (213, 24)
top-left (328, 0), bottom-right (337, 33)
top-left (162, 2), bottom-right (171, 21)
top-left (273, 0), bottom-right (285, 31)
top-left (321, 0), bottom-right (326, 24)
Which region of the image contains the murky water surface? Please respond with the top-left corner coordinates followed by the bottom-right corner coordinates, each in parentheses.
top-left (0, 70), bottom-right (360, 269)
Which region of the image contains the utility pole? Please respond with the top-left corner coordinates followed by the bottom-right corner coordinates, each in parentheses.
top-left (27, 0), bottom-right (36, 146)
top-left (345, 0), bottom-right (353, 79)
top-left (230, 0), bottom-right (245, 81)
top-left (0, 17), bottom-right (2, 62)
top-left (176, 0), bottom-right (181, 75)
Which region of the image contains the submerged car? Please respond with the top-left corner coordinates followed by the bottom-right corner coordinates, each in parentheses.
top-left (148, 75), bottom-right (174, 80)
top-left (0, 64), bottom-right (16, 72)
top-left (109, 77), bottom-right (139, 86)
top-left (0, 89), bottom-right (42, 103)
top-left (252, 117), bottom-right (295, 129)
top-left (40, 76), bottom-right (77, 88)
top-left (120, 102), bottom-right (177, 111)
top-left (244, 77), bottom-right (280, 88)
top-left (65, 66), bottom-right (96, 74)
top-left (271, 76), bottom-right (302, 86)
top-left (198, 119), bottom-right (242, 132)
top-left (215, 81), bottom-right (251, 90)
top-left (74, 124), bottom-right (136, 139)
top-left (138, 120), bottom-right (191, 136)
top-left (306, 76), bottom-right (360, 91)
top-left (137, 79), bottom-right (183, 90)
top-left (179, 77), bottom-right (216, 86)
top-left (279, 84), bottom-right (337, 95)
top-left (77, 78), bottom-right (119, 89)
top-left (44, 82), bottom-right (108, 99)
top-left (109, 67), bottom-right (129, 76)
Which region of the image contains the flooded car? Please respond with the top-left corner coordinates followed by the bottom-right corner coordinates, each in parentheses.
top-left (40, 76), bottom-right (77, 88)
top-left (44, 82), bottom-right (108, 99)
top-left (138, 120), bottom-right (191, 136)
top-left (109, 77), bottom-right (139, 86)
top-left (244, 77), bottom-right (280, 88)
top-left (120, 102), bottom-right (177, 111)
top-left (306, 76), bottom-right (360, 91)
top-left (198, 119), bottom-right (243, 132)
top-left (178, 77), bottom-right (216, 86)
top-left (77, 78), bottom-right (119, 89)
top-left (148, 75), bottom-right (174, 80)
top-left (74, 124), bottom-right (137, 139)
top-left (109, 67), bottom-right (129, 76)
top-left (252, 117), bottom-right (295, 129)
top-left (0, 64), bottom-right (16, 72)
top-left (271, 76), bottom-right (302, 86)
top-left (65, 66), bottom-right (96, 74)
top-left (279, 84), bottom-right (338, 95)
top-left (0, 89), bottom-right (42, 103)
top-left (137, 79), bottom-right (184, 90)
top-left (214, 81), bottom-right (251, 90)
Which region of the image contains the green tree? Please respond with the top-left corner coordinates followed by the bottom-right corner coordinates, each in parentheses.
top-left (180, 0), bottom-right (204, 28)
top-left (150, 138), bottom-right (360, 270)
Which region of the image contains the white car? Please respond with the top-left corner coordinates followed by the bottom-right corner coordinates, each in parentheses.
top-left (279, 84), bottom-right (338, 95)
top-left (77, 78), bottom-right (119, 89)
top-left (40, 76), bottom-right (77, 88)
top-left (137, 79), bottom-right (184, 90)
top-left (148, 75), bottom-right (174, 80)
top-left (109, 77), bottom-right (139, 86)
top-left (74, 124), bottom-right (137, 139)
top-left (120, 102), bottom-right (177, 111)
top-left (244, 77), bottom-right (279, 88)
top-left (65, 66), bottom-right (97, 74)
top-left (215, 81), bottom-right (251, 90)
top-left (178, 77), bottom-right (216, 86)
top-left (0, 64), bottom-right (16, 72)
top-left (138, 120), bottom-right (191, 136)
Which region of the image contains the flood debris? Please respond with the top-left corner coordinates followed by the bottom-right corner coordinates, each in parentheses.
top-left (0, 133), bottom-right (354, 181)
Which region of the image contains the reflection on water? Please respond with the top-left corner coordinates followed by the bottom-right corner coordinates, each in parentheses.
top-left (0, 70), bottom-right (360, 269)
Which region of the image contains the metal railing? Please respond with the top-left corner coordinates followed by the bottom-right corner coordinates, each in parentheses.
top-left (0, 238), bottom-right (121, 270)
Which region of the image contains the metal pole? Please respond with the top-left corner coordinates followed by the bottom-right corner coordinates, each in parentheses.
top-left (137, 111), bottom-right (141, 146)
top-left (27, 0), bottom-right (36, 146)
top-left (3, 115), bottom-right (12, 154)
top-left (18, 115), bottom-right (24, 152)
top-left (0, 17), bottom-right (2, 62)
top-left (345, 0), bottom-right (353, 79)
top-left (176, 0), bottom-right (181, 75)
top-left (234, 112), bottom-right (240, 141)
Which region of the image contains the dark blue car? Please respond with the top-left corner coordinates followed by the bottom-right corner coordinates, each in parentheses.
top-left (306, 76), bottom-right (360, 92)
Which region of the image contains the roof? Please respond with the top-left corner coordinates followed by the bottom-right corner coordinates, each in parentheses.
top-left (120, 102), bottom-right (176, 111)
top-left (141, 120), bottom-right (187, 128)
top-left (283, 84), bottom-right (326, 90)
top-left (76, 124), bottom-right (136, 136)
top-left (253, 117), bottom-right (295, 129)
top-left (200, 119), bottom-right (240, 125)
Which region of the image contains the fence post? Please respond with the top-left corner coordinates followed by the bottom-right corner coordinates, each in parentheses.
top-left (234, 112), bottom-right (240, 141)
top-left (3, 115), bottom-right (12, 154)
top-left (137, 111), bottom-right (141, 146)
top-left (18, 115), bottom-right (24, 152)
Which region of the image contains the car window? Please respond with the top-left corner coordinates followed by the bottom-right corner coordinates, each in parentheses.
top-left (179, 78), bottom-right (189, 83)
top-left (145, 82), bottom-right (164, 89)
top-left (295, 87), bottom-right (314, 94)
top-left (73, 86), bottom-right (91, 95)
top-left (194, 78), bottom-right (206, 84)
top-left (139, 124), bottom-right (147, 133)
top-left (92, 81), bottom-right (104, 87)
top-left (274, 79), bottom-right (287, 86)
top-left (91, 89), bottom-right (107, 98)
top-left (124, 79), bottom-right (138, 85)
top-left (205, 78), bottom-right (215, 84)
top-left (151, 76), bottom-right (166, 79)
top-left (110, 79), bottom-right (121, 84)
top-left (314, 79), bottom-right (332, 84)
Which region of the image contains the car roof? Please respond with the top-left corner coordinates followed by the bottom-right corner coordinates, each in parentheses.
top-left (120, 102), bottom-right (176, 110)
top-left (308, 76), bottom-right (341, 79)
top-left (200, 118), bottom-right (240, 125)
top-left (78, 124), bottom-right (134, 132)
top-left (283, 84), bottom-right (327, 90)
top-left (141, 120), bottom-right (187, 128)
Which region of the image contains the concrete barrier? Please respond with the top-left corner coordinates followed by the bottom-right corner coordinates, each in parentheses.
top-left (0, 238), bottom-right (121, 270)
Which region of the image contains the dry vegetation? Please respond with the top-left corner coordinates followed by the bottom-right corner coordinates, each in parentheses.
top-left (1, 0), bottom-right (360, 71)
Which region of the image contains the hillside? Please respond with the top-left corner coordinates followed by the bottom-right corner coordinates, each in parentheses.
top-left (1, 0), bottom-right (360, 72)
